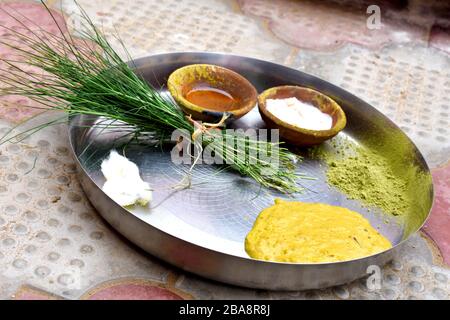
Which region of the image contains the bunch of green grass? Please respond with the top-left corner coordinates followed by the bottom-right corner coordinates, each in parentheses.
top-left (0, 1), bottom-right (303, 193)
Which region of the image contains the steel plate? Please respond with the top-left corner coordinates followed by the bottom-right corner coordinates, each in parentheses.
top-left (68, 52), bottom-right (433, 290)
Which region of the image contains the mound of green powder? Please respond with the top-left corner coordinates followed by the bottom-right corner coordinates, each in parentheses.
top-left (310, 140), bottom-right (409, 216)
top-left (327, 149), bottom-right (408, 216)
top-left (309, 131), bottom-right (433, 239)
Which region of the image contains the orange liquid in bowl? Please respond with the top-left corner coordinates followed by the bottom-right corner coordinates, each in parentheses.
top-left (185, 85), bottom-right (238, 111)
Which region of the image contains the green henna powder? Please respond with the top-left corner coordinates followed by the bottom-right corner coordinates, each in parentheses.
top-left (307, 109), bottom-right (433, 239)
top-left (326, 147), bottom-right (408, 216)
top-left (309, 136), bottom-right (432, 228)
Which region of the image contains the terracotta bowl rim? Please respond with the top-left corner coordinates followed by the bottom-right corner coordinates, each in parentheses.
top-left (258, 85), bottom-right (347, 137)
top-left (167, 63), bottom-right (257, 117)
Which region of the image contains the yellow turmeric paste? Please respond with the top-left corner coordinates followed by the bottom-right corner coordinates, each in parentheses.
top-left (245, 199), bottom-right (392, 263)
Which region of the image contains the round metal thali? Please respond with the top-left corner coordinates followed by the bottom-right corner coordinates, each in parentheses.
top-left (68, 52), bottom-right (433, 290)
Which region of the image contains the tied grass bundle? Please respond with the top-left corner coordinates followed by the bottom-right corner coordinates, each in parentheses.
top-left (0, 1), bottom-right (302, 193)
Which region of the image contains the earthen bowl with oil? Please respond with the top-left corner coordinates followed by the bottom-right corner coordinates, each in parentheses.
top-left (167, 64), bottom-right (257, 122)
top-left (258, 85), bottom-right (347, 146)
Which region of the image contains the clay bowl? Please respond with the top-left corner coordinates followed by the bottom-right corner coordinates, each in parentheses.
top-left (258, 85), bottom-right (347, 146)
top-left (167, 64), bottom-right (257, 122)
